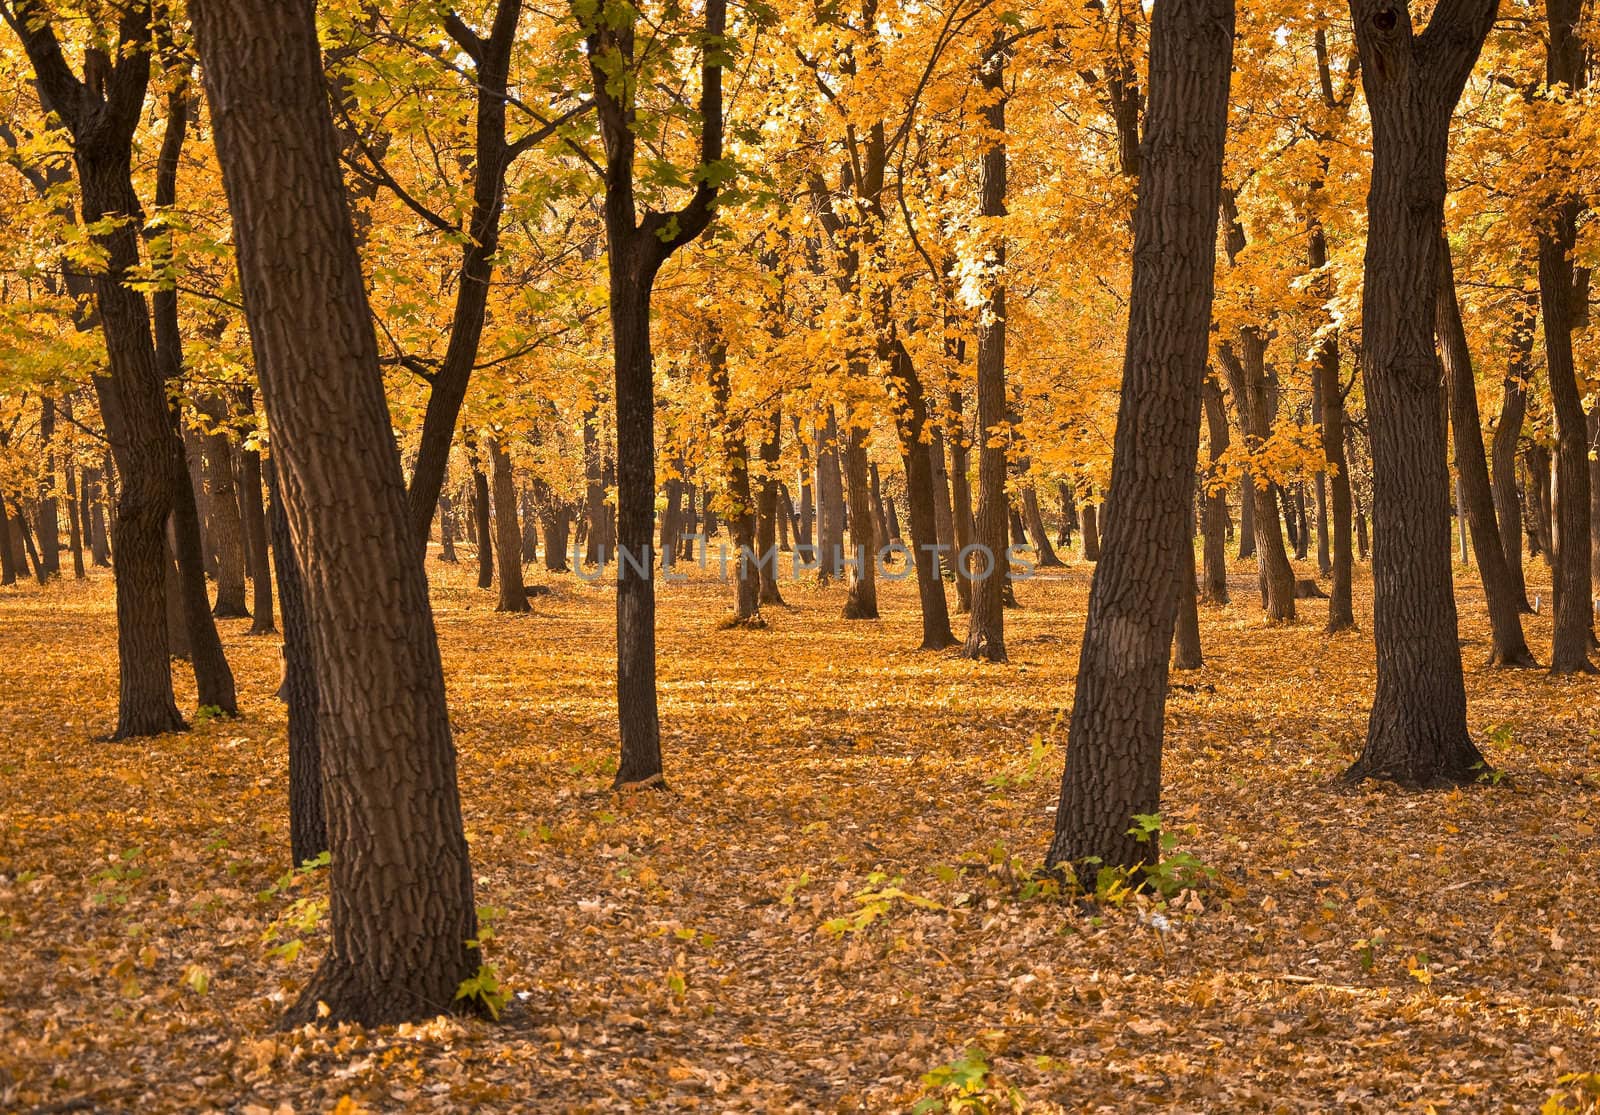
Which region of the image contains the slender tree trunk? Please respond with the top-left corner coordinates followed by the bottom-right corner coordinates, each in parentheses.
top-left (1048, 0), bottom-right (1233, 873)
top-left (963, 38), bottom-right (1010, 662)
top-left (583, 407), bottom-right (609, 569)
top-left (757, 410), bottom-right (786, 605)
top-left (36, 397), bottom-right (59, 577)
top-left (237, 405), bottom-right (275, 633)
top-left (194, 0), bottom-right (480, 1024)
top-left (488, 437), bottom-right (529, 612)
top-left (1172, 532), bottom-right (1203, 670)
top-left (947, 393), bottom-right (976, 611)
top-left (1218, 338), bottom-right (1295, 619)
top-left (931, 430), bottom-right (956, 569)
top-left (163, 532), bottom-right (190, 660)
top-left (438, 490), bottom-right (459, 562)
top-left (709, 338), bottom-right (761, 624)
top-left (1318, 342), bottom-right (1356, 632)
top-left (266, 458), bottom-right (325, 867)
top-left (1023, 485), bottom-right (1064, 567)
top-left (520, 485), bottom-right (539, 564)
top-left (1437, 236), bottom-right (1537, 666)
top-left (840, 423), bottom-right (878, 618)
top-left (469, 447), bottom-right (493, 590)
top-left (1489, 302), bottom-right (1536, 611)
top-left (202, 423), bottom-right (250, 617)
top-left (1238, 473), bottom-right (1256, 558)
top-left (884, 338), bottom-right (955, 647)
top-left (816, 411), bottom-right (845, 584)
top-left (1343, 0), bottom-right (1496, 785)
top-left (64, 452), bottom-right (86, 579)
top-left (1200, 376), bottom-right (1230, 603)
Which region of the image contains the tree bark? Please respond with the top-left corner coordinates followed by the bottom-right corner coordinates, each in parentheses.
top-left (757, 410), bottom-right (786, 606)
top-left (194, 0), bottom-right (480, 1025)
top-left (1048, 0), bottom-right (1233, 873)
top-left (947, 393), bottom-right (976, 610)
top-left (236, 396), bottom-right (275, 633)
top-left (1490, 300), bottom-right (1535, 610)
top-left (1437, 236), bottom-right (1537, 666)
top-left (1318, 342), bottom-right (1356, 632)
top-left (36, 397), bottom-right (59, 577)
top-left (1022, 485), bottom-right (1064, 567)
top-left (469, 446), bottom-right (493, 590)
top-left (884, 338), bottom-right (955, 647)
top-left (1343, 0), bottom-right (1496, 785)
top-left (709, 338), bottom-right (761, 624)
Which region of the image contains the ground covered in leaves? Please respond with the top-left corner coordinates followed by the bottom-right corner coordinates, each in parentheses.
top-left (2, 553), bottom-right (1598, 1113)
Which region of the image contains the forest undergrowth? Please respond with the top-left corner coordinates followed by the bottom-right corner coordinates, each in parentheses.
top-left (2, 557), bottom-right (1598, 1112)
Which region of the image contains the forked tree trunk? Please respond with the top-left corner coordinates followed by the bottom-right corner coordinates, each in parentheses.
top-left (1048, 0), bottom-right (1233, 873)
top-left (1437, 236), bottom-right (1536, 666)
top-left (195, 0), bottom-right (480, 1025)
top-left (488, 437), bottom-right (529, 613)
top-left (1343, 0), bottom-right (1496, 786)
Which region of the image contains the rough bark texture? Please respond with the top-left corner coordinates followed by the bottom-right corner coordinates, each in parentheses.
top-left (1343, 0), bottom-right (1496, 785)
top-left (1048, 0), bottom-right (1233, 873)
top-left (884, 339), bottom-right (955, 648)
top-left (839, 425), bottom-right (879, 619)
top-left (201, 419), bottom-right (250, 617)
top-left (1437, 237), bottom-right (1536, 666)
top-left (1318, 348), bottom-right (1357, 632)
top-left (488, 437), bottom-right (529, 613)
top-left (193, 0), bottom-right (479, 1026)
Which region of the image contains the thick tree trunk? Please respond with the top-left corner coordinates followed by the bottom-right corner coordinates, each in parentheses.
top-left (266, 458), bottom-right (325, 868)
top-left (963, 43), bottom-right (1010, 662)
top-left (1048, 0), bottom-right (1233, 873)
top-left (488, 437), bottom-right (529, 613)
top-left (195, 0), bottom-right (480, 1025)
top-left (1343, 0), bottom-right (1495, 785)
top-left (1437, 237), bottom-right (1536, 666)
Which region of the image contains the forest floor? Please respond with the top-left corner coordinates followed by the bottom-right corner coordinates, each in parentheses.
top-left (2, 549), bottom-right (1599, 1113)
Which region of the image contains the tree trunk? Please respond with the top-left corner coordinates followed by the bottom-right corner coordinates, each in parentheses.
top-left (237, 409), bottom-right (275, 634)
top-left (1081, 499), bottom-right (1100, 562)
top-left (195, 0), bottom-right (480, 1025)
top-left (815, 412), bottom-right (845, 584)
top-left (1057, 481), bottom-right (1078, 548)
top-left (36, 397), bottom-right (59, 577)
top-left (947, 393), bottom-right (976, 611)
top-left (469, 448), bottom-right (493, 590)
top-left (488, 437), bottom-right (529, 612)
top-left (1238, 473), bottom-right (1256, 558)
top-left (266, 458), bottom-right (325, 868)
top-left (1200, 376), bottom-right (1230, 603)
top-left (1048, 0), bottom-right (1233, 873)
top-left (963, 39), bottom-right (1010, 662)
top-left (1318, 338), bottom-right (1356, 632)
top-left (1218, 338), bottom-right (1295, 620)
top-left (1342, 0), bottom-right (1496, 785)
top-left (840, 423), bottom-right (879, 618)
top-left (520, 485), bottom-right (539, 564)
top-left (884, 340), bottom-right (955, 647)
top-left (203, 423), bottom-right (250, 617)
top-left (64, 451), bottom-right (86, 579)
top-left (1491, 300), bottom-right (1535, 610)
top-left (1437, 236), bottom-right (1536, 666)
top-left (709, 338), bottom-right (761, 624)
top-left (582, 407), bottom-right (610, 569)
top-left (1022, 485), bottom-right (1064, 567)
top-left (164, 532), bottom-right (190, 660)
top-left (757, 410), bottom-right (786, 606)
top-left (931, 430), bottom-right (957, 568)
top-left (85, 466), bottom-right (111, 566)
top-left (1172, 533), bottom-right (1203, 671)
top-left (534, 480), bottom-right (571, 572)
top-left (438, 490), bottom-right (459, 562)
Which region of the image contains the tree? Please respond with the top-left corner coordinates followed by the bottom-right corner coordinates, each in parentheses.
top-left (579, 0), bottom-right (730, 788)
top-left (1342, 0), bottom-right (1497, 786)
top-left (488, 435), bottom-right (530, 613)
top-left (1047, 0), bottom-right (1234, 874)
top-left (4, 0), bottom-right (187, 737)
top-left (191, 0), bottom-right (480, 1025)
